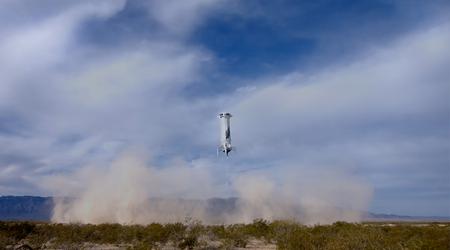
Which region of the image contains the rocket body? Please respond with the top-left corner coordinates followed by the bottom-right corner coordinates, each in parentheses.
top-left (219, 112), bottom-right (232, 156)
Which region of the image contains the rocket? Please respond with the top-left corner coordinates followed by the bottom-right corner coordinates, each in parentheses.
top-left (218, 112), bottom-right (232, 156)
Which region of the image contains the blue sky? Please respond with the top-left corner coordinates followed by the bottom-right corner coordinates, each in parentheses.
top-left (0, 0), bottom-right (449, 218)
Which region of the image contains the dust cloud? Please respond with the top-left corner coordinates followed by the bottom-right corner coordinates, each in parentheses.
top-left (50, 151), bottom-right (372, 224)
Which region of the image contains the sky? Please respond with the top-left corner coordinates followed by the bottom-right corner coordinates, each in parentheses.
top-left (0, 0), bottom-right (449, 217)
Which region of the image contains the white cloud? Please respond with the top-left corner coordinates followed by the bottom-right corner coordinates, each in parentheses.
top-left (145, 0), bottom-right (224, 36)
top-left (0, 0), bottom-right (126, 104)
top-left (231, 22), bottom-right (450, 152)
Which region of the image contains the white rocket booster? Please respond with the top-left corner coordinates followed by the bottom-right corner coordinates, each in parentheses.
top-left (218, 112), bottom-right (232, 156)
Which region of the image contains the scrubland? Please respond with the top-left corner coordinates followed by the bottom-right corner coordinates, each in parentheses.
top-left (1, 220), bottom-right (449, 249)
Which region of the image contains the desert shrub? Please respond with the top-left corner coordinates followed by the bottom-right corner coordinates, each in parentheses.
top-left (208, 224), bottom-right (248, 247)
top-left (0, 221), bottom-right (35, 241)
top-left (244, 219), bottom-right (271, 239)
top-left (0, 220), bottom-right (448, 249)
top-left (273, 222), bottom-right (312, 250)
top-left (178, 235), bottom-right (197, 250)
top-left (93, 223), bottom-right (123, 243)
top-left (163, 222), bottom-right (187, 247)
top-left (179, 221), bottom-right (207, 249)
top-left (24, 223), bottom-right (56, 247)
top-left (208, 224), bottom-right (227, 239)
top-left (268, 220), bottom-right (297, 242)
top-left (143, 223), bottom-right (169, 245)
top-left (223, 224), bottom-right (249, 248)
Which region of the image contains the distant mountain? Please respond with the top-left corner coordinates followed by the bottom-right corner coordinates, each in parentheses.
top-left (363, 212), bottom-right (450, 222)
top-left (0, 196), bottom-right (53, 221)
top-left (1, 196), bottom-right (448, 222)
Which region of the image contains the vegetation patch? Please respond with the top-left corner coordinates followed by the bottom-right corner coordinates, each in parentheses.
top-left (0, 220), bottom-right (448, 249)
